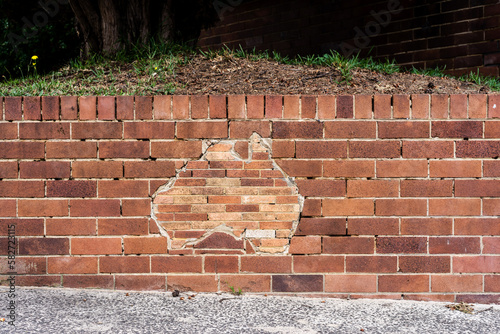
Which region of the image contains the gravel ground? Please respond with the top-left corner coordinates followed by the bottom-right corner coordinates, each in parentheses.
top-left (1, 287), bottom-right (499, 333)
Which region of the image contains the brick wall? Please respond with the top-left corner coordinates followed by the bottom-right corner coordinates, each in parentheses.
top-left (0, 94), bottom-right (499, 303)
top-left (199, 0), bottom-right (500, 77)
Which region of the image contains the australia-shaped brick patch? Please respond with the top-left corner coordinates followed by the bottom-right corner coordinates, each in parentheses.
top-left (152, 133), bottom-right (303, 254)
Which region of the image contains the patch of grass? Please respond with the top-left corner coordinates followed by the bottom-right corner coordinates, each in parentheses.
top-left (228, 285), bottom-right (243, 296)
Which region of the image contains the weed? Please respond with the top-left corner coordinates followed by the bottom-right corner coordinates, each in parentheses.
top-left (227, 283), bottom-right (243, 296)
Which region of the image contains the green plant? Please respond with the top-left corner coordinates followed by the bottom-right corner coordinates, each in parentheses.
top-left (227, 283), bottom-right (243, 296)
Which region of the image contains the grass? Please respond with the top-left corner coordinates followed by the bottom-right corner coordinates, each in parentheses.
top-left (1, 40), bottom-right (499, 96)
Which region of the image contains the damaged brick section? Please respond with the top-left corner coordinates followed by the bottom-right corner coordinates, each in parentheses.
top-left (152, 133), bottom-right (304, 254)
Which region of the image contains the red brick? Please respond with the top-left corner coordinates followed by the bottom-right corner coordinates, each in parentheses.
top-left (432, 275), bottom-right (483, 292)
top-left (0, 162), bottom-right (17, 179)
top-left (348, 218), bottom-right (399, 235)
top-left (72, 237), bottom-right (122, 255)
top-left (325, 275), bottom-right (377, 292)
top-left (46, 142), bottom-right (97, 159)
top-left (431, 94), bottom-right (449, 119)
top-left (485, 275), bottom-right (500, 292)
top-left (209, 95), bottom-right (227, 119)
top-left (485, 121), bottom-right (500, 138)
top-left (0, 142), bottom-right (44, 159)
top-left (0, 219), bottom-right (44, 236)
top-left (455, 180), bottom-right (500, 197)
top-left (354, 95), bottom-right (372, 119)
top-left (98, 218), bottom-right (149, 235)
top-left (296, 141), bottom-right (347, 158)
top-left (204, 256), bottom-right (239, 273)
top-left (98, 180), bottom-right (149, 198)
top-left (377, 160), bottom-right (428, 178)
top-left (228, 95), bottom-right (245, 119)
top-left (220, 275), bottom-right (271, 292)
top-left (468, 94), bottom-right (487, 118)
top-left (247, 95), bottom-right (264, 119)
top-left (402, 218), bottom-right (453, 236)
top-left (48, 257), bottom-right (97, 274)
top-left (349, 141), bottom-right (400, 158)
top-left (151, 141), bottom-right (202, 158)
top-left (454, 218), bottom-right (500, 235)
top-left (117, 95), bottom-right (135, 120)
top-left (489, 94), bottom-right (500, 118)
top-left (379, 121), bottom-right (429, 138)
top-left (432, 121), bottom-right (483, 138)
top-left (20, 161), bottom-right (70, 179)
top-left (347, 180), bottom-right (398, 197)
top-left (411, 94), bottom-right (430, 119)
top-left (63, 275), bottom-right (114, 289)
top-left (0, 181), bottom-right (44, 198)
top-left (99, 141), bottom-right (149, 158)
top-left (276, 160), bottom-right (322, 177)
top-left (124, 161), bottom-right (175, 178)
top-left (0, 200), bottom-right (15, 217)
top-left (60, 96), bottom-right (78, 120)
top-left (429, 199), bottom-right (481, 216)
top-left (402, 141), bottom-right (454, 158)
top-left (172, 95), bottom-right (189, 119)
top-left (293, 255), bottom-right (343, 272)
top-left (346, 256), bottom-right (397, 273)
top-left (241, 256), bottom-right (292, 273)
top-left (194, 232), bottom-right (244, 249)
top-left (376, 237), bottom-right (427, 254)
top-left (19, 237), bottom-right (69, 255)
top-left (295, 218), bottom-right (346, 236)
top-left (191, 95), bottom-right (208, 119)
top-left (483, 237), bottom-right (500, 254)
top-left (453, 256), bottom-right (500, 273)
top-left (401, 180), bottom-right (453, 197)
top-left (484, 161), bottom-right (500, 177)
top-left (323, 237), bottom-right (374, 254)
top-left (318, 95), bottom-right (336, 119)
top-left (456, 141), bottom-right (500, 158)
top-left (115, 275), bottom-right (165, 291)
top-left (70, 199), bottom-right (120, 217)
top-left (72, 122), bottom-right (122, 139)
top-left (0, 257), bottom-right (46, 274)
top-left (124, 122), bottom-right (174, 139)
top-left (97, 96), bottom-right (115, 120)
top-left (378, 275), bottom-right (429, 292)
top-left (15, 276), bottom-right (61, 287)
top-left (336, 95), bottom-right (353, 118)
top-left (230, 120), bottom-right (271, 138)
top-left (450, 94), bottom-right (468, 119)
top-left (4, 96), bottom-right (22, 120)
top-left (297, 179), bottom-right (345, 197)
top-left (47, 181), bottom-right (96, 198)
top-left (46, 218), bottom-right (96, 236)
top-left (124, 237), bottom-right (168, 254)
top-left (0, 123), bottom-right (17, 139)
top-left (135, 96), bottom-right (153, 120)
top-left (374, 95), bottom-right (391, 118)
top-left (393, 95), bottom-right (410, 118)
top-left (283, 95), bottom-right (299, 119)
top-left (325, 121), bottom-right (376, 138)
top-left (272, 121), bottom-right (323, 138)
top-left (430, 160), bottom-right (481, 178)
top-left (72, 161), bottom-right (123, 178)
top-left (323, 199), bottom-right (374, 216)
top-left (100, 256), bottom-right (150, 273)
top-left (484, 199), bottom-right (500, 216)
top-left (167, 275), bottom-right (218, 292)
top-left (376, 199), bottom-right (427, 216)
top-left (177, 121), bottom-right (228, 138)
top-left (24, 96), bottom-right (41, 120)
top-left (265, 95), bottom-right (282, 118)
top-left (18, 199), bottom-right (68, 217)
top-left (289, 236), bottom-right (321, 254)
top-left (79, 96), bottom-right (96, 120)
top-left (323, 160), bottom-right (374, 178)
top-left (399, 256), bottom-right (450, 273)
top-left (301, 95), bottom-right (316, 119)
top-left (272, 275), bottom-right (323, 292)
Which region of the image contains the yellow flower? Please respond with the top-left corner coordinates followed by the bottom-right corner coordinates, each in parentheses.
top-left (31, 55), bottom-right (38, 60)
top-left (155, 67), bottom-right (158, 70)
top-left (32, 63), bottom-right (36, 66)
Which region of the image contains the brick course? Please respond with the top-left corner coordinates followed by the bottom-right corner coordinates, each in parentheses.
top-left (0, 94), bottom-right (498, 304)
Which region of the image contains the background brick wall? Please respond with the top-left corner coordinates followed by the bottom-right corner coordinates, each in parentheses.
top-left (199, 0), bottom-right (500, 77)
top-left (0, 94), bottom-right (499, 303)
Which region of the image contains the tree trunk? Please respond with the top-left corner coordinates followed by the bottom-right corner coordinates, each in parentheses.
top-left (68, 0), bottom-right (217, 57)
